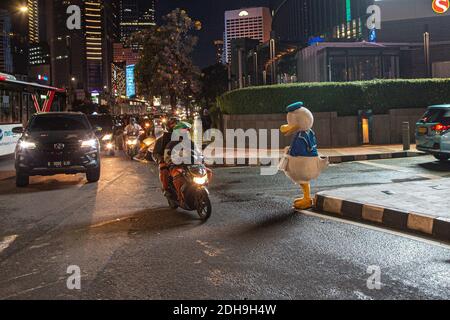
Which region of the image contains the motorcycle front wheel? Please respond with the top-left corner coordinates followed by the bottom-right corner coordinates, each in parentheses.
top-left (196, 189), bottom-right (212, 221)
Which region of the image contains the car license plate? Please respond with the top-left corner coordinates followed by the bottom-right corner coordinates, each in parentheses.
top-left (48, 161), bottom-right (71, 168)
top-left (418, 127), bottom-right (427, 135)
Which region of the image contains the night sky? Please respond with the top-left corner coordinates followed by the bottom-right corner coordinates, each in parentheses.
top-left (0, 0), bottom-right (271, 69)
top-left (157, 0), bottom-right (270, 68)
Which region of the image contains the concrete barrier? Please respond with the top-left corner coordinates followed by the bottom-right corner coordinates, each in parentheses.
top-left (222, 108), bottom-right (426, 147)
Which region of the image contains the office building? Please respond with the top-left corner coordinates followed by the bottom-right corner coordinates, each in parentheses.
top-left (0, 10), bottom-right (13, 74)
top-left (224, 7), bottom-right (272, 63)
top-left (270, 0), bottom-right (373, 44)
top-left (46, 0), bottom-right (119, 99)
top-left (213, 40), bottom-right (224, 64)
top-left (113, 42), bottom-right (139, 66)
top-left (120, 0), bottom-right (156, 44)
top-left (27, 0), bottom-right (39, 44)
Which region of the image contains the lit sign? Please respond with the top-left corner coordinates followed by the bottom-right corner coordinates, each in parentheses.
top-left (308, 36), bottom-right (325, 46)
top-left (346, 0), bottom-right (352, 22)
top-left (38, 74), bottom-right (49, 81)
top-left (126, 64), bottom-right (136, 98)
top-left (368, 28), bottom-right (377, 43)
top-left (239, 10), bottom-right (249, 17)
top-left (432, 0), bottom-right (449, 14)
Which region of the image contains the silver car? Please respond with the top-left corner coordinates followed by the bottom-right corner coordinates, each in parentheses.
top-left (415, 104), bottom-right (450, 161)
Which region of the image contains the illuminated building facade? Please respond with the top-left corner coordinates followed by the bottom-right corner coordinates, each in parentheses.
top-left (120, 0), bottom-right (156, 44)
top-left (224, 7), bottom-right (272, 63)
top-left (270, 0), bottom-right (373, 44)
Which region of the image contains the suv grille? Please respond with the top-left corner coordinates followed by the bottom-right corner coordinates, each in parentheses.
top-left (39, 141), bottom-right (81, 153)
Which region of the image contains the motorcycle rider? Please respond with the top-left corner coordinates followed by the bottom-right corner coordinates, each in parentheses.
top-left (123, 117), bottom-right (143, 152)
top-left (163, 122), bottom-right (210, 207)
top-left (153, 117), bottom-right (179, 194)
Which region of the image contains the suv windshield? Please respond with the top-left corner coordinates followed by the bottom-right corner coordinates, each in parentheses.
top-left (421, 109), bottom-right (450, 125)
top-left (28, 115), bottom-right (91, 131)
top-left (87, 115), bottom-right (114, 130)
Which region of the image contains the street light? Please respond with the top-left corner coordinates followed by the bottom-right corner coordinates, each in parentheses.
top-left (19, 5), bottom-right (28, 13)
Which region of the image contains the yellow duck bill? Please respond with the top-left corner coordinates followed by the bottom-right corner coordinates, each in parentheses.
top-left (280, 124), bottom-right (300, 136)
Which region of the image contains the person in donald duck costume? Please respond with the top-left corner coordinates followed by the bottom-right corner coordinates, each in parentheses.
top-left (279, 102), bottom-right (328, 210)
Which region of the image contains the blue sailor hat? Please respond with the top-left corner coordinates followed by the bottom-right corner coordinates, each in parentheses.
top-left (286, 101), bottom-right (304, 112)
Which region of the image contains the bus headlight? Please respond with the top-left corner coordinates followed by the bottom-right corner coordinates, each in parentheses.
top-left (19, 140), bottom-right (36, 150)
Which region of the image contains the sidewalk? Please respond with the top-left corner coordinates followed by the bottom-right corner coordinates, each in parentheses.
top-left (314, 179), bottom-right (450, 241)
top-left (205, 144), bottom-right (425, 166)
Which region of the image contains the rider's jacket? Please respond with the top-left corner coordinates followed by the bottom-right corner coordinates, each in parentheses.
top-left (164, 139), bottom-right (203, 167)
top-left (153, 131), bottom-right (173, 164)
top-left (124, 123), bottom-right (142, 136)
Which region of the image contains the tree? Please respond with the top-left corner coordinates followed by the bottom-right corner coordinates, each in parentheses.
top-left (134, 9), bottom-right (201, 113)
top-left (199, 63), bottom-right (228, 108)
top-left (198, 63), bottom-right (228, 129)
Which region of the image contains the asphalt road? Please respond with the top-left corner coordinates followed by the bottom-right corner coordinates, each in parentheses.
top-left (0, 154), bottom-right (449, 299)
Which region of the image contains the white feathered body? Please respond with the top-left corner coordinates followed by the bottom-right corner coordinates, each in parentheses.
top-left (284, 155), bottom-right (328, 185)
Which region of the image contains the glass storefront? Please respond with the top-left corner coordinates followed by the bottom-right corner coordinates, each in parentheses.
top-left (328, 50), bottom-right (399, 82)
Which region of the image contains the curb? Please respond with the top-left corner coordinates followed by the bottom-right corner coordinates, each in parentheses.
top-left (327, 151), bottom-right (425, 164)
top-left (314, 194), bottom-right (450, 242)
top-left (207, 151), bottom-right (426, 168)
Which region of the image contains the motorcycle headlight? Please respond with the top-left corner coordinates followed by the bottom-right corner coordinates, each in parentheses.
top-left (81, 139), bottom-right (97, 148)
top-left (19, 140), bottom-right (36, 150)
top-left (193, 175), bottom-right (208, 185)
top-left (127, 139), bottom-right (138, 145)
top-left (102, 134), bottom-right (112, 141)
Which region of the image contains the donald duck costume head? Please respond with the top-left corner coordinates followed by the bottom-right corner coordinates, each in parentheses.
top-left (280, 102), bottom-right (328, 210)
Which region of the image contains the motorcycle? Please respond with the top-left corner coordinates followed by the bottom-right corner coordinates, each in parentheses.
top-left (100, 133), bottom-right (115, 156)
top-left (165, 164), bottom-right (212, 221)
top-left (125, 133), bottom-right (140, 159)
top-left (141, 136), bottom-right (156, 161)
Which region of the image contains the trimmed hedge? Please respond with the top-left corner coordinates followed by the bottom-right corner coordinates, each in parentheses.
top-left (217, 79), bottom-right (450, 116)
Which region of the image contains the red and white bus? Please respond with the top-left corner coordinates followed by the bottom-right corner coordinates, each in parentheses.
top-left (0, 73), bottom-right (66, 156)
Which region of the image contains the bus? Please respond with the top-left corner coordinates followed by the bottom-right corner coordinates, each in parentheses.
top-left (0, 73), bottom-right (66, 156)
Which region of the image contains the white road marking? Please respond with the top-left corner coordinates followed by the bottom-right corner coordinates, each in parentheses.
top-left (357, 160), bottom-right (442, 180)
top-left (0, 235), bottom-right (18, 254)
top-left (299, 210), bottom-right (450, 249)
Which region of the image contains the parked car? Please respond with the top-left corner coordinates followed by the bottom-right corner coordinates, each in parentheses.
top-left (415, 104), bottom-right (450, 161)
top-left (13, 112), bottom-right (101, 187)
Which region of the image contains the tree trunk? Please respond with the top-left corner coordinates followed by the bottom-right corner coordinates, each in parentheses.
top-left (170, 93), bottom-right (177, 113)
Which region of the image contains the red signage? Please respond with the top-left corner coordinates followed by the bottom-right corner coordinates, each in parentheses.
top-left (433, 0), bottom-right (450, 14)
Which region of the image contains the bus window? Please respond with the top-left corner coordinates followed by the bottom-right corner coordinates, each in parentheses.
top-left (0, 89), bottom-right (21, 124)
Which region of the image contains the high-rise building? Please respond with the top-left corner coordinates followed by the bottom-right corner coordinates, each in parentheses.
top-left (27, 0), bottom-right (39, 44)
top-left (120, 0), bottom-right (156, 44)
top-left (213, 40), bottom-right (224, 64)
top-left (46, 0), bottom-right (119, 99)
top-left (224, 7), bottom-right (272, 63)
top-left (84, 0), bottom-right (104, 92)
top-left (0, 10), bottom-right (13, 74)
top-left (270, 0), bottom-right (373, 44)
top-left (24, 0), bottom-right (50, 83)
top-left (113, 42), bottom-right (139, 65)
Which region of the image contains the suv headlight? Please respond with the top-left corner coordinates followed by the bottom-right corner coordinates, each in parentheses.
top-left (81, 139), bottom-right (97, 148)
top-left (19, 140), bottom-right (36, 150)
top-left (102, 134), bottom-right (112, 141)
